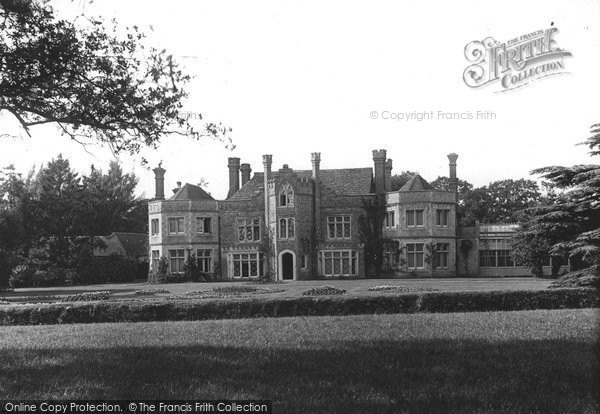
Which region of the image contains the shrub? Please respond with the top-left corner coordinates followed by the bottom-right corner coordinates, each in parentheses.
top-left (62, 291), bottom-right (111, 302)
top-left (302, 285), bottom-right (347, 296)
top-left (0, 288), bottom-right (597, 326)
top-left (76, 256), bottom-right (137, 285)
top-left (9, 265), bottom-right (35, 288)
top-left (549, 267), bottom-right (600, 289)
top-left (33, 267), bottom-right (67, 287)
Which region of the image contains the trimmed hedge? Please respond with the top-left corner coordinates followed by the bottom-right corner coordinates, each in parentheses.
top-left (0, 288), bottom-right (597, 326)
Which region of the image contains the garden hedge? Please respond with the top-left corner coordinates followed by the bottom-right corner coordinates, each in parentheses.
top-left (0, 288), bottom-right (597, 326)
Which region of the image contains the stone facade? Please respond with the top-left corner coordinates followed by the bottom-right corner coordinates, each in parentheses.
top-left (147, 149), bottom-right (561, 280)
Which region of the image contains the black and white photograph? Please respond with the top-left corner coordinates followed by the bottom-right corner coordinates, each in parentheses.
top-left (0, 0), bottom-right (599, 412)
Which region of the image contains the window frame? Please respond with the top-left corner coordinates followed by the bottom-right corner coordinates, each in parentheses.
top-left (279, 183), bottom-right (294, 207)
top-left (436, 209), bottom-right (449, 227)
top-left (168, 249), bottom-right (185, 273)
top-left (151, 219), bottom-right (159, 236)
top-left (318, 250), bottom-right (358, 276)
top-left (327, 215), bottom-right (352, 240)
top-left (167, 217), bottom-right (185, 235)
top-left (236, 218), bottom-right (261, 242)
top-left (406, 243), bottom-right (425, 269)
top-left (279, 217), bottom-right (295, 240)
top-left (406, 209), bottom-right (424, 228)
top-left (196, 216), bottom-right (212, 234)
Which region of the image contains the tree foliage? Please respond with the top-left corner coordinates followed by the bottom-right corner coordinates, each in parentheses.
top-left (0, 155), bottom-right (148, 275)
top-left (511, 124), bottom-right (600, 279)
top-left (0, 0), bottom-right (231, 155)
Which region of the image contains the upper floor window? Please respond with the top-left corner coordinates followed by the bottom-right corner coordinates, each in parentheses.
top-left (406, 209), bottom-right (424, 227)
top-left (279, 183), bottom-right (294, 207)
top-left (151, 219), bottom-right (159, 236)
top-left (237, 218), bottom-right (261, 242)
top-left (279, 217), bottom-right (295, 239)
top-left (196, 217), bottom-right (212, 234)
top-left (168, 217), bottom-right (184, 234)
top-left (327, 215), bottom-right (351, 239)
top-left (436, 210), bottom-right (449, 227)
top-left (385, 210), bottom-right (396, 228)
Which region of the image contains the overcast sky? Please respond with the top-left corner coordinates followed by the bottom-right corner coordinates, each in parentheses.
top-left (1, 0), bottom-right (598, 199)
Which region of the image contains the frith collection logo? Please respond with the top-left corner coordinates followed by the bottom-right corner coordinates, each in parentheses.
top-left (463, 26), bottom-right (572, 92)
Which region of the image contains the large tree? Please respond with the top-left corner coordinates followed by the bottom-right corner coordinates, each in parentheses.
top-left (81, 162), bottom-right (147, 235)
top-left (511, 124), bottom-right (600, 280)
top-left (0, 0), bottom-right (231, 155)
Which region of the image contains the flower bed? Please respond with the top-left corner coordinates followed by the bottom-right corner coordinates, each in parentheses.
top-left (368, 285), bottom-right (440, 293)
top-left (302, 285), bottom-right (347, 296)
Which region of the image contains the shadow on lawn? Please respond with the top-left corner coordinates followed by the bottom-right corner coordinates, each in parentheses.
top-left (1, 338), bottom-right (599, 413)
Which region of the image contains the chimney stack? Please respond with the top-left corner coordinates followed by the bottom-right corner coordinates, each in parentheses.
top-left (372, 149), bottom-right (387, 194)
top-left (172, 181), bottom-right (182, 194)
top-left (152, 164), bottom-right (166, 200)
top-left (240, 163), bottom-right (252, 186)
top-left (385, 159), bottom-right (393, 192)
top-left (227, 157), bottom-right (241, 198)
top-left (311, 152), bottom-right (321, 180)
top-left (447, 153), bottom-right (459, 192)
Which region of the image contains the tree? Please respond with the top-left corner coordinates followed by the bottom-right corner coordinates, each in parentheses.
top-left (29, 154), bottom-right (84, 266)
top-left (0, 0), bottom-right (231, 155)
top-left (390, 171), bottom-right (419, 191)
top-left (458, 179), bottom-right (541, 226)
top-left (511, 124), bottom-right (600, 280)
top-left (81, 162), bottom-right (147, 235)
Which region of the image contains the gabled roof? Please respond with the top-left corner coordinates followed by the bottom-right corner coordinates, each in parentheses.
top-left (399, 174), bottom-right (434, 192)
top-left (228, 168), bottom-right (373, 200)
top-left (112, 232), bottom-right (148, 257)
top-left (170, 183), bottom-right (214, 201)
top-left (96, 232), bottom-right (148, 258)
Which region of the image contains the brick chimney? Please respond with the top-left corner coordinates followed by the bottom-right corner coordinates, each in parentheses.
top-left (227, 157), bottom-right (241, 198)
top-left (240, 163), bottom-right (252, 186)
top-left (152, 164), bottom-right (166, 200)
top-left (311, 152), bottom-right (321, 180)
top-left (372, 149), bottom-right (387, 194)
top-left (385, 159), bottom-right (393, 192)
top-left (448, 153), bottom-right (459, 192)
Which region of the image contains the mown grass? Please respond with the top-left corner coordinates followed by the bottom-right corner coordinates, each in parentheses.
top-left (0, 309), bottom-right (598, 413)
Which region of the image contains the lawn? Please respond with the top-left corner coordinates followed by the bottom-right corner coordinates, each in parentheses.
top-left (0, 309), bottom-right (597, 413)
top-left (0, 277), bottom-right (554, 303)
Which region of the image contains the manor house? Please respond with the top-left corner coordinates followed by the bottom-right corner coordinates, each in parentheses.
top-left (147, 150), bottom-right (563, 280)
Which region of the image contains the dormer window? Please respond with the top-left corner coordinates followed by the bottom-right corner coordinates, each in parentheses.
top-left (279, 183), bottom-right (294, 207)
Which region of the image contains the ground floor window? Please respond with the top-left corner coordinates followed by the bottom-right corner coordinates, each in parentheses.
top-left (196, 249), bottom-right (212, 272)
top-left (479, 249), bottom-right (517, 267)
top-left (435, 243), bottom-right (449, 268)
top-left (319, 250), bottom-right (357, 276)
top-left (406, 243), bottom-right (425, 269)
top-left (300, 254), bottom-right (308, 269)
top-left (383, 241), bottom-right (400, 269)
top-left (151, 250), bottom-right (160, 272)
top-left (169, 249), bottom-right (185, 273)
top-left (231, 252), bottom-right (264, 278)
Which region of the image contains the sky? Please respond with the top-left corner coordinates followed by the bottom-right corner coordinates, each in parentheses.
top-left (1, 0), bottom-right (599, 199)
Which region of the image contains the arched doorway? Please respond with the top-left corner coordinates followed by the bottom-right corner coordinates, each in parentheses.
top-left (278, 250), bottom-right (295, 280)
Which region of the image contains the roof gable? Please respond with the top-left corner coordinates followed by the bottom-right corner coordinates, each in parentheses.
top-left (399, 175), bottom-right (434, 192)
top-left (112, 232), bottom-right (148, 257)
top-left (170, 183), bottom-right (214, 201)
